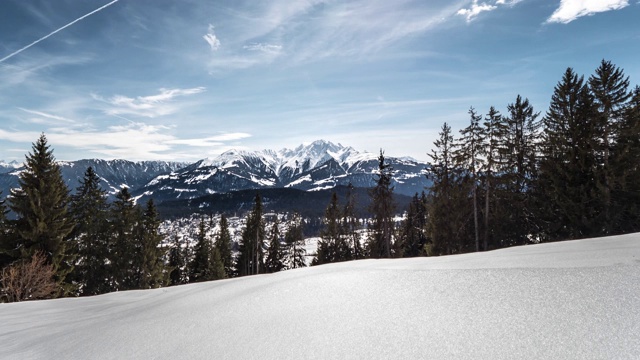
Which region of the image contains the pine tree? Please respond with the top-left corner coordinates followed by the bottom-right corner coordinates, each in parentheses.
top-left (0, 191), bottom-right (15, 269)
top-left (138, 199), bottom-right (167, 289)
top-left (454, 107), bottom-right (485, 252)
top-left (398, 192), bottom-right (428, 257)
top-left (500, 96), bottom-right (541, 246)
top-left (109, 187), bottom-right (141, 291)
top-left (69, 166), bottom-right (110, 296)
top-left (215, 214), bottom-right (234, 277)
top-left (168, 233), bottom-right (186, 286)
top-left (342, 183), bottom-right (363, 260)
top-left (538, 67), bottom-right (602, 240)
top-left (314, 192), bottom-right (348, 265)
top-left (189, 217), bottom-right (213, 282)
top-left (615, 85), bottom-right (640, 232)
top-left (8, 134), bottom-right (75, 295)
top-left (235, 194), bottom-right (265, 276)
top-left (284, 212), bottom-right (306, 269)
top-left (265, 218), bottom-right (284, 273)
top-left (589, 60), bottom-right (632, 233)
top-left (367, 150), bottom-right (395, 258)
top-left (426, 123), bottom-right (466, 255)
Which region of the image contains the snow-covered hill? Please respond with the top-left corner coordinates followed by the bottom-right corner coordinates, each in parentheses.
top-left (1, 233), bottom-right (638, 359)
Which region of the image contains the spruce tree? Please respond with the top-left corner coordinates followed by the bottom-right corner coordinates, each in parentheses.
top-left (168, 233), bottom-right (186, 286)
top-left (426, 123), bottom-right (467, 255)
top-left (109, 187), bottom-right (141, 291)
top-left (8, 134), bottom-right (75, 294)
top-left (235, 194), bottom-right (265, 276)
top-left (454, 107), bottom-right (485, 252)
top-left (138, 199), bottom-right (167, 288)
top-left (215, 214), bottom-right (234, 277)
top-left (398, 193), bottom-right (428, 257)
top-left (265, 218), bottom-right (284, 273)
top-left (538, 67), bottom-right (602, 240)
top-left (284, 212), bottom-right (306, 269)
top-left (615, 85), bottom-right (640, 232)
top-left (589, 60), bottom-right (631, 233)
top-left (0, 192), bottom-right (15, 269)
top-left (314, 192), bottom-right (348, 265)
top-left (500, 96), bottom-right (541, 246)
top-left (342, 183), bottom-right (363, 260)
top-left (367, 150), bottom-right (395, 258)
top-left (69, 166), bottom-right (110, 296)
top-left (189, 217), bottom-right (213, 282)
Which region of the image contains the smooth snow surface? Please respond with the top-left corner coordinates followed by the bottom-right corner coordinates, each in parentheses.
top-left (2, 234), bottom-right (640, 359)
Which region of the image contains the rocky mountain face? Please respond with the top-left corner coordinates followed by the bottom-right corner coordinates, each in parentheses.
top-left (0, 140), bottom-right (430, 210)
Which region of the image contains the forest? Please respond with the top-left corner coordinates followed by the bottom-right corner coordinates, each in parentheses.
top-left (1, 60), bottom-right (638, 302)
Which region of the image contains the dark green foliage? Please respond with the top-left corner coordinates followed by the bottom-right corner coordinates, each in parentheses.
top-left (398, 192), bottom-right (428, 257)
top-left (367, 150), bottom-right (395, 258)
top-left (189, 217), bottom-right (225, 282)
top-left (313, 192), bottom-right (350, 265)
top-left (8, 134), bottom-right (75, 295)
top-left (0, 192), bottom-right (15, 269)
top-left (109, 187), bottom-right (141, 291)
top-left (168, 234), bottom-right (187, 286)
top-left (215, 214), bottom-right (234, 277)
top-left (264, 218), bottom-right (284, 273)
top-left (426, 123), bottom-right (467, 255)
top-left (342, 183), bottom-right (363, 260)
top-left (538, 68), bottom-right (603, 240)
top-left (69, 166), bottom-right (110, 296)
top-left (284, 212), bottom-right (306, 269)
top-left (235, 194), bottom-right (266, 276)
top-left (138, 199), bottom-right (168, 288)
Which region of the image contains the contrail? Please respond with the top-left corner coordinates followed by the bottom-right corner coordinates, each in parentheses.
top-left (0, 0), bottom-right (119, 64)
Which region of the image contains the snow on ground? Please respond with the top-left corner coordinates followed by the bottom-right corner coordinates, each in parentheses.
top-left (1, 233), bottom-right (640, 359)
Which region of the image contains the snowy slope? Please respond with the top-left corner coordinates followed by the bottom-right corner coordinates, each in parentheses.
top-left (2, 234), bottom-right (639, 359)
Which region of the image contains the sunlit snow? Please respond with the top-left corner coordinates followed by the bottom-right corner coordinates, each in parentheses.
top-left (1, 233), bottom-right (639, 359)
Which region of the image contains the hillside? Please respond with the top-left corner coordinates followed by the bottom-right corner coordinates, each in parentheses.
top-left (1, 233), bottom-right (638, 359)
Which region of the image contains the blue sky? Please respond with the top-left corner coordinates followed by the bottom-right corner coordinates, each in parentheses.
top-left (0, 0), bottom-right (638, 162)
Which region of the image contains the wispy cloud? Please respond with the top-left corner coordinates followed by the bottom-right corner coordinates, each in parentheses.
top-left (243, 43), bottom-right (283, 55)
top-left (0, 0), bottom-right (119, 64)
top-left (457, 1), bottom-right (497, 22)
top-left (18, 108), bottom-right (76, 124)
top-left (203, 24), bottom-right (221, 51)
top-left (546, 0), bottom-right (629, 24)
top-left (166, 133), bottom-right (252, 147)
top-left (92, 87), bottom-right (206, 118)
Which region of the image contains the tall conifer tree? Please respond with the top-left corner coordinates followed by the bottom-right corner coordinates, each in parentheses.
top-left (138, 199), bottom-right (167, 288)
top-left (367, 150), bottom-right (395, 258)
top-left (9, 134), bottom-right (75, 294)
top-left (235, 194), bottom-right (265, 276)
top-left (215, 214), bottom-right (234, 277)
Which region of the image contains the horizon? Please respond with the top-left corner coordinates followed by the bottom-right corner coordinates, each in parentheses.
top-left (1, 0), bottom-right (639, 162)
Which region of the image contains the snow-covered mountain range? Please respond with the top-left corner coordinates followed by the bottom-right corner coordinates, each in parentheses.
top-left (0, 140), bottom-right (430, 206)
top-left (136, 140), bottom-right (428, 202)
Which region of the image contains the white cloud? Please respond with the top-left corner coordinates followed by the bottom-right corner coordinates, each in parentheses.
top-left (92, 87), bottom-right (205, 118)
top-left (166, 133), bottom-right (252, 147)
top-left (457, 0), bottom-right (497, 22)
top-left (547, 0), bottom-right (629, 24)
top-left (243, 43), bottom-right (283, 55)
top-left (18, 108), bottom-right (76, 124)
top-left (203, 24), bottom-right (221, 51)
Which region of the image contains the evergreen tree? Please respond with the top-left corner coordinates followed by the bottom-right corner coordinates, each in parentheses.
top-left (265, 218), bottom-right (284, 273)
top-left (215, 214), bottom-right (234, 277)
top-left (69, 166), bottom-right (110, 296)
top-left (454, 107), bottom-right (485, 252)
top-left (109, 187), bottom-right (141, 291)
top-left (398, 192), bottom-right (428, 257)
top-left (499, 96), bottom-right (541, 246)
top-left (589, 60), bottom-right (632, 233)
top-left (168, 233), bottom-right (187, 286)
top-left (615, 85), bottom-right (640, 232)
top-left (138, 199), bottom-right (167, 288)
top-left (284, 212), bottom-right (306, 269)
top-left (538, 67), bottom-right (602, 240)
top-left (0, 191), bottom-right (15, 269)
top-left (8, 134), bottom-right (75, 295)
top-left (189, 217), bottom-right (214, 282)
top-left (314, 192), bottom-right (349, 265)
top-left (342, 183), bottom-right (363, 260)
top-left (426, 123), bottom-right (467, 255)
top-left (235, 194), bottom-right (265, 276)
top-left (367, 150), bottom-right (395, 258)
